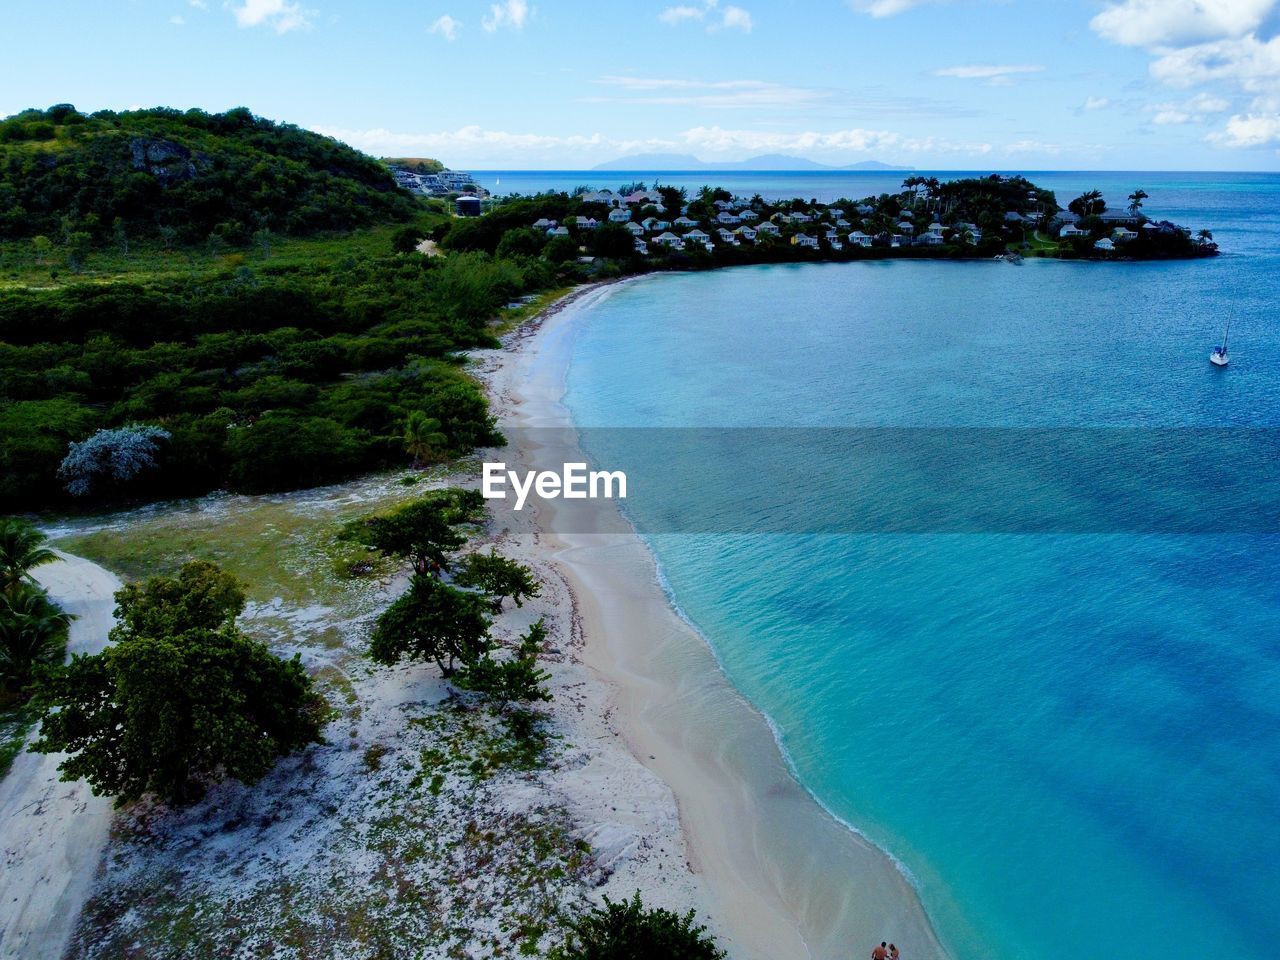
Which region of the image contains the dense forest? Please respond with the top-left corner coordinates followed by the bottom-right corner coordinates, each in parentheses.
top-left (0, 105), bottom-right (418, 245)
top-left (0, 106), bottom-right (552, 510)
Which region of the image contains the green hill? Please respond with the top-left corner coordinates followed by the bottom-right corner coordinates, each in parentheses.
top-left (0, 104), bottom-right (418, 245)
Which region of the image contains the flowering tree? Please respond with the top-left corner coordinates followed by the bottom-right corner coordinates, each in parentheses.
top-left (57, 424), bottom-right (171, 497)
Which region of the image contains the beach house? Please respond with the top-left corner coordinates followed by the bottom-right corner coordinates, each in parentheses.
top-left (674, 216), bottom-right (699, 230)
top-left (848, 230), bottom-right (872, 248)
top-left (756, 221), bottom-right (781, 236)
top-left (607, 208), bottom-right (632, 223)
top-left (734, 226), bottom-right (757, 242)
top-left (792, 233), bottom-right (819, 249)
top-left (1095, 237), bottom-right (1115, 251)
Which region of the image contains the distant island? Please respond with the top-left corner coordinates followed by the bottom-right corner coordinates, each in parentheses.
top-left (592, 152), bottom-right (913, 171)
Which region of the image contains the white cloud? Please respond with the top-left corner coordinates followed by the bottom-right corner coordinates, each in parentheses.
top-left (659, 4), bottom-right (706, 23)
top-left (228, 0), bottom-right (312, 33)
top-left (934, 64), bottom-right (1044, 86)
top-left (1090, 0), bottom-right (1276, 48)
top-left (678, 124), bottom-right (993, 157)
top-left (586, 76), bottom-right (823, 107)
top-left (848, 0), bottom-right (948, 17)
top-left (315, 122), bottom-right (1033, 167)
top-left (170, 15), bottom-right (185, 25)
top-left (660, 0), bottom-right (753, 33)
top-left (717, 5), bottom-right (753, 31)
top-left (481, 0), bottom-right (530, 32)
top-left (1210, 111), bottom-right (1280, 144)
top-left (1083, 96), bottom-right (1112, 110)
top-left (1149, 91), bottom-right (1231, 123)
top-left (429, 14), bottom-right (462, 40)
top-left (190, 0), bottom-right (207, 7)
top-left (1089, 1), bottom-right (1280, 147)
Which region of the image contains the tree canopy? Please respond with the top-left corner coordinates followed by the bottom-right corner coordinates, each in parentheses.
top-left (0, 105), bottom-right (418, 245)
top-left (549, 892), bottom-right (725, 960)
top-left (32, 561), bottom-right (326, 806)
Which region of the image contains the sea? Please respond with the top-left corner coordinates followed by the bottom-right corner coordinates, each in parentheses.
top-left (506, 171), bottom-right (1280, 960)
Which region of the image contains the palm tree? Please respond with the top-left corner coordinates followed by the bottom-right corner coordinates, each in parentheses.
top-left (0, 582), bottom-right (72, 695)
top-left (1069, 190), bottom-right (1105, 219)
top-left (0, 518), bottom-right (57, 596)
top-left (404, 412), bottom-right (448, 467)
top-left (1127, 188), bottom-right (1149, 218)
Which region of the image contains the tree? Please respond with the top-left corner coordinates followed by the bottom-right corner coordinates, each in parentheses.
top-left (454, 550), bottom-right (541, 610)
top-left (0, 518), bottom-right (58, 595)
top-left (403, 411), bottom-right (447, 467)
top-left (496, 226), bottom-right (547, 259)
top-left (32, 561), bottom-right (325, 806)
top-left (1069, 190), bottom-right (1105, 218)
top-left (368, 572), bottom-right (491, 676)
top-left (33, 626), bottom-right (326, 806)
top-left (590, 222), bottom-right (637, 260)
top-left (352, 489), bottom-right (485, 576)
top-left (1127, 188), bottom-right (1148, 218)
top-left (57, 423), bottom-right (171, 498)
top-left (1198, 229), bottom-right (1213, 241)
top-left (544, 234), bottom-right (579, 264)
top-left (391, 225), bottom-right (421, 254)
top-left (0, 582), bottom-right (72, 696)
top-left (455, 617), bottom-right (551, 706)
top-left (31, 234), bottom-right (52, 265)
top-left (111, 217), bottom-right (130, 257)
top-left (65, 231), bottom-right (92, 272)
top-left (110, 560), bottom-right (245, 643)
top-left (550, 892), bottom-right (725, 960)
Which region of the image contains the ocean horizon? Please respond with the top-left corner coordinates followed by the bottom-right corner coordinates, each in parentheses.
top-left (548, 170), bottom-right (1280, 960)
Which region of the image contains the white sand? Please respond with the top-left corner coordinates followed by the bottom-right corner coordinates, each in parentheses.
top-left (475, 281), bottom-right (952, 960)
top-left (0, 552), bottom-right (120, 960)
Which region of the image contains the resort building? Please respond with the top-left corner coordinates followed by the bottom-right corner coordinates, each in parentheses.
top-left (848, 230), bottom-right (872, 247)
top-left (607, 208), bottom-right (632, 223)
top-left (792, 233), bottom-right (819, 249)
top-left (734, 226), bottom-right (757, 242)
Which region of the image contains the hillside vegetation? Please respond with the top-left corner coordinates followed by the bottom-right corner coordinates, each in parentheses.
top-left (0, 104), bottom-right (417, 245)
top-left (0, 106), bottom-right (556, 511)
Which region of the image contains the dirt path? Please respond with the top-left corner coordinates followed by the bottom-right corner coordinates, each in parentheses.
top-left (0, 551), bottom-right (120, 960)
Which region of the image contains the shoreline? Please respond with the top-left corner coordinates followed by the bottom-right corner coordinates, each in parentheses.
top-left (478, 280), bottom-right (952, 959)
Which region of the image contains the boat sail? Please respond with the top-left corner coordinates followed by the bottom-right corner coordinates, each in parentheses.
top-left (1210, 321), bottom-right (1230, 367)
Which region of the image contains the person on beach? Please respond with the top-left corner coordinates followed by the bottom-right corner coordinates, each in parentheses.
top-left (872, 943), bottom-right (889, 960)
top-left (889, 945), bottom-right (900, 960)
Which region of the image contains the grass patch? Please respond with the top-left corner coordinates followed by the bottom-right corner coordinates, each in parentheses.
top-left (51, 472), bottom-right (434, 611)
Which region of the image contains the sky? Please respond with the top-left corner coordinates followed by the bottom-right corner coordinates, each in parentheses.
top-left (5, 0), bottom-right (1280, 170)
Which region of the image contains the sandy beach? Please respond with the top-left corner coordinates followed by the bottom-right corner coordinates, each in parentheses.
top-left (475, 280), bottom-right (951, 960)
top-left (0, 552), bottom-right (120, 960)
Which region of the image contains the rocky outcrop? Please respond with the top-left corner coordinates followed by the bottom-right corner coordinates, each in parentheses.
top-left (128, 137), bottom-right (201, 183)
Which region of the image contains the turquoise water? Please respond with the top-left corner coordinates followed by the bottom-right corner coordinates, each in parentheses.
top-left (555, 176), bottom-right (1280, 960)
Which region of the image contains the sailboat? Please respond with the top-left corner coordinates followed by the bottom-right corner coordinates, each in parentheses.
top-left (1210, 320), bottom-right (1230, 367)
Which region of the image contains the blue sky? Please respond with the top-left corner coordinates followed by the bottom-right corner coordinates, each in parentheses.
top-left (5, 0), bottom-right (1280, 169)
